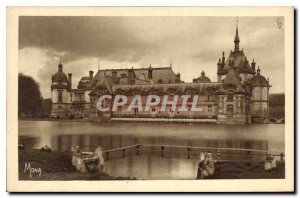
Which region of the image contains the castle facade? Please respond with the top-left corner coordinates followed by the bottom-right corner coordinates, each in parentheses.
top-left (50, 24), bottom-right (271, 124)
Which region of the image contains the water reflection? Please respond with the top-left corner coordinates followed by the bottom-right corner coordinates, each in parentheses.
top-left (20, 134), bottom-right (268, 153)
top-left (18, 121), bottom-right (285, 179)
top-left (105, 156), bottom-right (199, 180)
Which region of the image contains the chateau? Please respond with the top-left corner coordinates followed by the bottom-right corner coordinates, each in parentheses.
top-left (50, 24), bottom-right (271, 124)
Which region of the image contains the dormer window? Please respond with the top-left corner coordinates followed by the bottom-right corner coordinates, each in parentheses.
top-left (167, 88), bottom-right (176, 95)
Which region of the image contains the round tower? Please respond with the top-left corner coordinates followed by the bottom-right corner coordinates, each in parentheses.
top-left (250, 66), bottom-right (271, 123)
top-left (50, 61), bottom-right (70, 118)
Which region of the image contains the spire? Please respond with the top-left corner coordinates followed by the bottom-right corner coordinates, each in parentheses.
top-left (58, 56), bottom-right (62, 72)
top-left (222, 51), bottom-right (225, 64)
top-left (217, 58), bottom-right (222, 70)
top-left (234, 17), bottom-right (240, 52)
top-left (169, 55), bottom-right (172, 68)
top-left (201, 70), bottom-right (206, 78)
top-left (251, 59), bottom-right (256, 72)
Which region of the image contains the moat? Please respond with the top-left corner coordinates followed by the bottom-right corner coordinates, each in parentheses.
top-left (18, 120), bottom-right (285, 179)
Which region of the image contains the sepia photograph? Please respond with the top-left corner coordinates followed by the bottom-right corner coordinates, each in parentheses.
top-left (6, 6), bottom-right (294, 192)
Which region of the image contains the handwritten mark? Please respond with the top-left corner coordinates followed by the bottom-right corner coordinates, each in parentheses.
top-left (24, 162), bottom-right (42, 178)
top-left (277, 18), bottom-right (283, 29)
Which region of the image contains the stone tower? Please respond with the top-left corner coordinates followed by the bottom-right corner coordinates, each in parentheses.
top-left (217, 20), bottom-right (256, 83)
top-left (50, 60), bottom-right (71, 118)
top-left (250, 67), bottom-right (271, 123)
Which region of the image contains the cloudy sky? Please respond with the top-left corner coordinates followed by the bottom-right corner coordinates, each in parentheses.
top-left (19, 16), bottom-right (284, 98)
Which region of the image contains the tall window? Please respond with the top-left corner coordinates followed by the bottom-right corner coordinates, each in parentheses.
top-left (151, 107), bottom-right (156, 113)
top-left (118, 106), bottom-right (122, 115)
top-left (134, 108), bottom-right (138, 116)
top-left (58, 91), bottom-right (62, 103)
top-left (237, 99), bottom-right (241, 108)
top-left (227, 94), bottom-right (233, 101)
top-left (227, 105), bottom-right (234, 117)
top-left (208, 95), bottom-right (214, 101)
top-left (208, 105), bottom-right (212, 115)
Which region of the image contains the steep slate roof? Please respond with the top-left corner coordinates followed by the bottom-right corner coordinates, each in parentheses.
top-left (53, 72), bottom-right (68, 82)
top-left (223, 50), bottom-right (255, 74)
top-left (111, 82), bottom-right (221, 95)
top-left (223, 66), bottom-right (241, 86)
top-left (250, 74), bottom-right (269, 86)
top-left (80, 76), bottom-right (91, 81)
top-left (52, 64), bottom-right (68, 83)
top-left (77, 76), bottom-right (91, 89)
top-left (193, 71), bottom-right (211, 83)
top-left (96, 76), bottom-right (115, 93)
top-left (250, 69), bottom-right (269, 86)
top-left (87, 66), bottom-right (180, 88)
top-left (215, 65), bottom-right (248, 95)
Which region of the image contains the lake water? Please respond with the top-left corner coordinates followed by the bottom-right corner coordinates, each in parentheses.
top-left (18, 120), bottom-right (285, 179)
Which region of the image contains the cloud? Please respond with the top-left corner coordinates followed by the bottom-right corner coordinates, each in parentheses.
top-left (19, 16), bottom-right (161, 63)
top-left (19, 16), bottom-right (285, 98)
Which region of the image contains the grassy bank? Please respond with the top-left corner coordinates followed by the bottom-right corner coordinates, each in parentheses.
top-left (19, 149), bottom-right (285, 180)
top-left (19, 149), bottom-right (134, 180)
top-left (209, 160), bottom-right (284, 179)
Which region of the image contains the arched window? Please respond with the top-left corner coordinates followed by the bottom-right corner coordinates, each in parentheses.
top-left (167, 88), bottom-right (177, 95)
top-left (184, 88), bottom-right (196, 95)
top-left (131, 89), bottom-right (141, 96)
top-left (121, 73), bottom-right (127, 78)
top-left (115, 89), bottom-right (125, 95)
top-left (149, 89), bottom-right (159, 95)
top-left (58, 91), bottom-right (62, 103)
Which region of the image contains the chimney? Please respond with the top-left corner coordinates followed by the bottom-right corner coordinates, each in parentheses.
top-left (89, 70), bottom-right (94, 79)
top-left (148, 65), bottom-right (153, 80)
top-left (251, 59), bottom-right (256, 72)
top-left (222, 51), bottom-right (225, 65)
top-left (217, 58), bottom-right (222, 70)
top-left (68, 73), bottom-right (72, 89)
top-left (112, 71), bottom-right (118, 83)
top-left (128, 67), bottom-right (135, 79)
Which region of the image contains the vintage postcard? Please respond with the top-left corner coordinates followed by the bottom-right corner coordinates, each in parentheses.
top-left (7, 7), bottom-right (294, 192)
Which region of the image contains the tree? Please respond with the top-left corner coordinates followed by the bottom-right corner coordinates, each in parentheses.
top-left (18, 73), bottom-right (43, 118)
top-left (41, 98), bottom-right (52, 117)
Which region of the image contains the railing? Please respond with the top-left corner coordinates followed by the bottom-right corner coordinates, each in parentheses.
top-left (98, 144), bottom-right (285, 161)
top-left (111, 118), bottom-right (217, 123)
